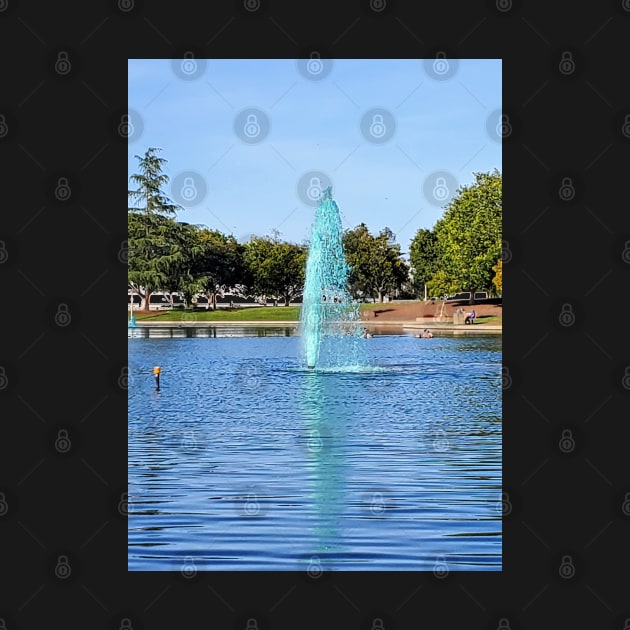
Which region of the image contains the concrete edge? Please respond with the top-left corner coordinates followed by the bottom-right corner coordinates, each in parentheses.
top-left (133, 320), bottom-right (501, 332)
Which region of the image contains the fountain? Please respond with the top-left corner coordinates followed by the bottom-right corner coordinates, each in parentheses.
top-left (300, 187), bottom-right (365, 370)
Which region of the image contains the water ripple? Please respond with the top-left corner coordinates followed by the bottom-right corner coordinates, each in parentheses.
top-left (129, 333), bottom-right (501, 570)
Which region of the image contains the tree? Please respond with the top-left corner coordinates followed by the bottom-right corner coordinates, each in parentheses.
top-left (432, 170), bottom-right (502, 295)
top-left (370, 228), bottom-right (409, 302)
top-left (343, 224), bottom-right (409, 302)
top-left (127, 147), bottom-right (184, 310)
top-left (426, 269), bottom-right (459, 298)
top-left (128, 147), bottom-right (180, 216)
top-left (163, 222), bottom-right (207, 306)
top-left (243, 235), bottom-right (307, 305)
top-left (128, 213), bottom-right (186, 310)
top-left (342, 223), bottom-right (373, 299)
top-left (491, 258), bottom-right (502, 295)
top-left (194, 229), bottom-right (244, 309)
top-left (409, 228), bottom-right (438, 299)
top-left (274, 241), bottom-right (307, 306)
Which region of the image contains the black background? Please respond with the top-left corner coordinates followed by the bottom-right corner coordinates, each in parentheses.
top-left (1, 0), bottom-right (629, 628)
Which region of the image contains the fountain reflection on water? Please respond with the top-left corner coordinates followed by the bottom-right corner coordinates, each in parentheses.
top-left (299, 370), bottom-right (348, 559)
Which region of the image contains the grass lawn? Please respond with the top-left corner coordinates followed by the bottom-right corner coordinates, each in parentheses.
top-left (129, 305), bottom-right (502, 324)
top-left (441, 314), bottom-right (502, 325)
top-left (131, 303), bottom-right (412, 321)
top-left (132, 306), bottom-right (301, 321)
top-left (476, 315), bottom-right (502, 324)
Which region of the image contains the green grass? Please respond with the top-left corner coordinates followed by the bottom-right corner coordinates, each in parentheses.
top-left (131, 306), bottom-right (301, 321)
top-left (129, 304), bottom-right (502, 324)
top-left (477, 315), bottom-right (502, 324)
top-left (441, 314), bottom-right (502, 325)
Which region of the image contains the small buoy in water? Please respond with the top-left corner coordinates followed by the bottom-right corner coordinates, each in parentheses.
top-left (153, 366), bottom-right (161, 390)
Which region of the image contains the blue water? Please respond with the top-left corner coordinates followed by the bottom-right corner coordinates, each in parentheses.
top-left (128, 328), bottom-right (502, 571)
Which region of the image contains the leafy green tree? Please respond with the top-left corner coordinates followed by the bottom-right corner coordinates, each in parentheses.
top-left (432, 170), bottom-right (502, 294)
top-left (426, 269), bottom-right (459, 298)
top-left (128, 147), bottom-right (180, 216)
top-left (371, 228), bottom-right (409, 302)
top-left (128, 213), bottom-right (187, 310)
top-left (343, 225), bottom-right (409, 302)
top-left (274, 241), bottom-right (307, 306)
top-left (492, 258), bottom-right (502, 295)
top-left (127, 147), bottom-right (184, 309)
top-left (409, 228), bottom-right (438, 299)
top-left (163, 222), bottom-right (207, 306)
top-left (243, 234), bottom-right (307, 305)
top-left (241, 235), bottom-right (273, 298)
top-left (194, 229), bottom-right (244, 309)
top-left (342, 223), bottom-right (373, 299)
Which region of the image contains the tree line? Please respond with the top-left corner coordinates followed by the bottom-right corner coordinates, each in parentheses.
top-left (409, 169), bottom-right (502, 298)
top-left (128, 148), bottom-right (502, 310)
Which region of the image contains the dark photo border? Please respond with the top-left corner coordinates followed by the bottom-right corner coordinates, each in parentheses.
top-left (2, 1), bottom-right (629, 629)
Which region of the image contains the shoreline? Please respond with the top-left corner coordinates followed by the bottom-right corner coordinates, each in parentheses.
top-left (131, 320), bottom-right (502, 333)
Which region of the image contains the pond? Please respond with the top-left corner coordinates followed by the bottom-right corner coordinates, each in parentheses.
top-left (128, 327), bottom-right (502, 571)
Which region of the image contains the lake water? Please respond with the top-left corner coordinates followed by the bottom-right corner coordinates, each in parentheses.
top-left (128, 327), bottom-right (502, 571)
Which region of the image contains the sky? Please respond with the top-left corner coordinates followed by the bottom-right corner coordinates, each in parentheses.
top-left (128, 58), bottom-right (501, 258)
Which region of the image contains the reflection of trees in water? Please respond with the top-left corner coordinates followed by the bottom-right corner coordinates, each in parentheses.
top-left (299, 372), bottom-right (349, 555)
top-left (448, 337), bottom-right (502, 353)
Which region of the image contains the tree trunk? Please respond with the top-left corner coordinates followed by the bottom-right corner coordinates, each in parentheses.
top-left (377, 290), bottom-right (383, 303)
top-left (284, 295), bottom-right (290, 306)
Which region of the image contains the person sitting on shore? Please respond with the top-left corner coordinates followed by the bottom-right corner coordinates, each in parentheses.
top-left (464, 309), bottom-right (476, 325)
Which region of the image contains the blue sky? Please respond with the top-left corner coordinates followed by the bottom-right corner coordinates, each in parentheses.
top-left (128, 58), bottom-right (501, 257)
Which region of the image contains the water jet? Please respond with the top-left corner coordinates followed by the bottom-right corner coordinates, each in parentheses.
top-left (300, 187), bottom-right (364, 370)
